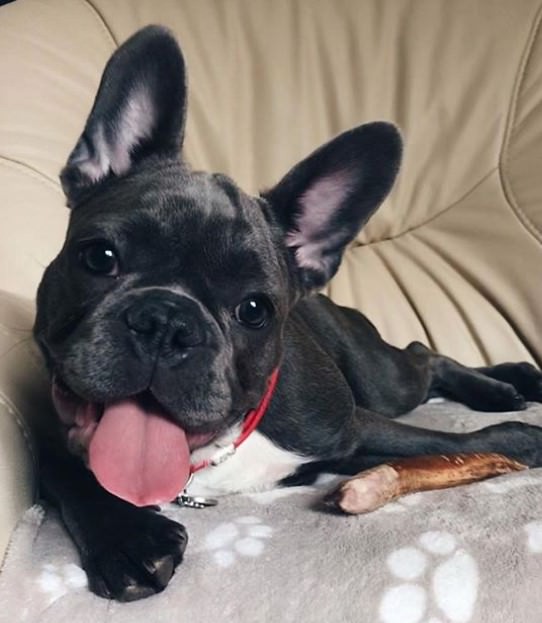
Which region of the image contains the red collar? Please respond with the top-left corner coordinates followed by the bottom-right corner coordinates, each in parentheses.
top-left (189, 368), bottom-right (280, 474)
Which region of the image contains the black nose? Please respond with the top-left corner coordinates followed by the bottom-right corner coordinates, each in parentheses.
top-left (124, 293), bottom-right (204, 352)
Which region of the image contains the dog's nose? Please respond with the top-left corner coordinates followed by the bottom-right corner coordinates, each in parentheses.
top-left (124, 293), bottom-right (204, 351)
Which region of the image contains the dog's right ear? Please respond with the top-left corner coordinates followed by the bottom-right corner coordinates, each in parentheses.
top-left (60, 26), bottom-right (187, 207)
top-left (263, 123), bottom-right (402, 292)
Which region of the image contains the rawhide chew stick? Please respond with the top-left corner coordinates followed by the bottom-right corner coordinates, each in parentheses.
top-left (324, 453), bottom-right (527, 515)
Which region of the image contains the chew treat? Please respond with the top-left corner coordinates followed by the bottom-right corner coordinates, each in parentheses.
top-left (324, 453), bottom-right (527, 515)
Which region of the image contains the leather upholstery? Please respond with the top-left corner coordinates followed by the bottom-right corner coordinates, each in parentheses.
top-left (1, 0), bottom-right (542, 561)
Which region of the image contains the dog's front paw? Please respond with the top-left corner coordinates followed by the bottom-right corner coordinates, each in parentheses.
top-left (82, 508), bottom-right (187, 601)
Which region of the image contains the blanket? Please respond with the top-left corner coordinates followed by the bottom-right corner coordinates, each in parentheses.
top-left (1, 402), bottom-right (542, 623)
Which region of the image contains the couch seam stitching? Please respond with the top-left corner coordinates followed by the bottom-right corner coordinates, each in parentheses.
top-left (0, 157), bottom-right (62, 193)
top-left (353, 166), bottom-right (497, 249)
top-left (79, 0), bottom-right (119, 48)
top-left (498, 2), bottom-right (542, 245)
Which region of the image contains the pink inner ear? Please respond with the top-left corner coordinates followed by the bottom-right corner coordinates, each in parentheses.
top-left (111, 86), bottom-right (156, 175)
top-left (75, 86), bottom-right (156, 184)
top-left (75, 124), bottom-right (111, 184)
top-left (286, 170), bottom-right (353, 269)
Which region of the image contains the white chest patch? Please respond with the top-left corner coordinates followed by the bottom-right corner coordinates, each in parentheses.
top-left (185, 431), bottom-right (313, 497)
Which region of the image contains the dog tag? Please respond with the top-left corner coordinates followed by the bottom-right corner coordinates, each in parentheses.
top-left (175, 494), bottom-right (219, 509)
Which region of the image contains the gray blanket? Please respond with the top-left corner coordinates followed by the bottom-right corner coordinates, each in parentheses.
top-left (2, 402), bottom-right (542, 623)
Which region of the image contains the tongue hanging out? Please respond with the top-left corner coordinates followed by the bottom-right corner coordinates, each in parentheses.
top-left (88, 398), bottom-right (191, 507)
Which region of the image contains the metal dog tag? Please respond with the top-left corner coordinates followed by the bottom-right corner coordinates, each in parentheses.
top-left (174, 473), bottom-right (218, 508)
top-left (175, 494), bottom-right (219, 509)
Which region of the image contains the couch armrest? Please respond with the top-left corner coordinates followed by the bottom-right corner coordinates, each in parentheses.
top-left (0, 291), bottom-right (53, 565)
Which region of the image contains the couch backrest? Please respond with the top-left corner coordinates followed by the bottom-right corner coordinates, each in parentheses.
top-left (1, 0), bottom-right (541, 365)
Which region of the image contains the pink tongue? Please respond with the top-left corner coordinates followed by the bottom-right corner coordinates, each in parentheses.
top-left (89, 399), bottom-right (190, 507)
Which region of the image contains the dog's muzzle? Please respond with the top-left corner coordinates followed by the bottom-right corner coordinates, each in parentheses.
top-left (49, 290), bottom-right (223, 508)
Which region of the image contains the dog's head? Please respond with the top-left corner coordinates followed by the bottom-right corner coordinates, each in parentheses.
top-left (34, 26), bottom-right (401, 506)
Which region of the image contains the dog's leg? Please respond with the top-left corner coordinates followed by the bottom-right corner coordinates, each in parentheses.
top-left (337, 408), bottom-right (542, 470)
top-left (283, 405), bottom-right (542, 487)
top-left (406, 342), bottom-right (542, 411)
top-left (40, 445), bottom-right (187, 601)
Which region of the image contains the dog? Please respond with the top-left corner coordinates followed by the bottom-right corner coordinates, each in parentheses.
top-left (33, 25), bottom-right (542, 601)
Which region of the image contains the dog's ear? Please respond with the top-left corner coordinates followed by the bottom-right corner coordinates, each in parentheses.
top-left (60, 26), bottom-right (187, 207)
top-left (263, 123), bottom-right (401, 291)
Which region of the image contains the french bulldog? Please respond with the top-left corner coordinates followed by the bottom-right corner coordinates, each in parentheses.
top-left (33, 25), bottom-right (542, 601)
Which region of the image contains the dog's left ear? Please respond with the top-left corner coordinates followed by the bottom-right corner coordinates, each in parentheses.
top-left (263, 123), bottom-right (402, 290)
top-left (60, 26), bottom-right (187, 207)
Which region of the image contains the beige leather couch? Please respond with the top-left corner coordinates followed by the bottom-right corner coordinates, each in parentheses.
top-left (1, 0), bottom-right (542, 564)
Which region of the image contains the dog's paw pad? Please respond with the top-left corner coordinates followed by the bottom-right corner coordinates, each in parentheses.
top-left (203, 516), bottom-right (273, 568)
top-left (379, 531), bottom-right (479, 623)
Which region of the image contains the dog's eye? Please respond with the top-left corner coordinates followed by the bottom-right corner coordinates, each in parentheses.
top-left (79, 242), bottom-right (119, 276)
top-left (234, 295), bottom-right (273, 329)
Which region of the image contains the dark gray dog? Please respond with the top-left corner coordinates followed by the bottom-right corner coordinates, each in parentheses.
top-left (34, 26), bottom-right (542, 601)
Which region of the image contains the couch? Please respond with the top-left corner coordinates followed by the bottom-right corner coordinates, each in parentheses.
top-left (1, 0), bottom-right (542, 620)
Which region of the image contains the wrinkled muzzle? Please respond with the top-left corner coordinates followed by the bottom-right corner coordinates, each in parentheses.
top-left (47, 289), bottom-right (235, 507)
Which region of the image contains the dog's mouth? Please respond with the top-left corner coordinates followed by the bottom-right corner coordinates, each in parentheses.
top-left (52, 377), bottom-right (216, 507)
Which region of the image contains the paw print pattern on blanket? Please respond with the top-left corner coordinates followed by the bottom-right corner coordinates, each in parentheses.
top-left (202, 515), bottom-right (273, 567)
top-left (524, 521), bottom-right (542, 553)
top-left (379, 531), bottom-right (479, 623)
top-left (380, 491), bottom-right (426, 513)
top-left (36, 563), bottom-right (87, 605)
